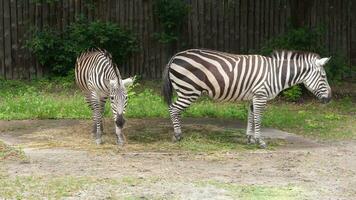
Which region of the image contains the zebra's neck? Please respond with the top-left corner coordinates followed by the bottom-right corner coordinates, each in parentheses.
top-left (265, 55), bottom-right (312, 98)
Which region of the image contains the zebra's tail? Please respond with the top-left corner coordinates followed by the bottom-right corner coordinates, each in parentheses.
top-left (162, 59), bottom-right (174, 106)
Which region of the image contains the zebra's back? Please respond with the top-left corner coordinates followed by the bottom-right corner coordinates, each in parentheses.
top-left (168, 49), bottom-right (270, 101)
top-left (75, 49), bottom-right (114, 94)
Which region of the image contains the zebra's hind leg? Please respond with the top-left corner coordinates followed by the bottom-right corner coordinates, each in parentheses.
top-left (252, 96), bottom-right (267, 148)
top-left (169, 94), bottom-right (198, 142)
top-left (246, 104), bottom-right (256, 144)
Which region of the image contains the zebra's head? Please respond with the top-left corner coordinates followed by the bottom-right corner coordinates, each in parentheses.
top-left (109, 79), bottom-right (129, 128)
top-left (303, 57), bottom-right (332, 104)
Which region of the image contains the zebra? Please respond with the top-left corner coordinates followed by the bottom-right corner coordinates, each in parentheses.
top-left (75, 48), bottom-right (133, 145)
top-left (162, 49), bottom-right (331, 148)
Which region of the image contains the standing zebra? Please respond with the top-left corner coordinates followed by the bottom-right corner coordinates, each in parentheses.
top-left (162, 49), bottom-right (331, 148)
top-left (75, 48), bottom-right (133, 145)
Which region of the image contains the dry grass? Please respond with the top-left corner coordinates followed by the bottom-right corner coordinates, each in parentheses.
top-left (3, 119), bottom-right (282, 155)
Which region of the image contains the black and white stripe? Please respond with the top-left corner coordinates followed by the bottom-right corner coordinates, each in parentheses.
top-left (162, 49), bottom-right (331, 148)
top-left (75, 48), bottom-right (132, 145)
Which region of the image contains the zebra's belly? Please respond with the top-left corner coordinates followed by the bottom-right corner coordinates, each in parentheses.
top-left (204, 89), bottom-right (255, 102)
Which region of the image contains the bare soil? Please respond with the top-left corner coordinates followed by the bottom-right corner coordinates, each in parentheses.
top-left (0, 119), bottom-right (355, 199)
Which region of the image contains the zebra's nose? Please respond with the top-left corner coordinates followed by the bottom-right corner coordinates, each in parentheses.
top-left (116, 114), bottom-right (125, 128)
top-left (321, 96), bottom-right (331, 104)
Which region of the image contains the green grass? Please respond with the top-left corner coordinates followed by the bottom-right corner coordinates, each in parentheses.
top-left (199, 181), bottom-right (305, 200)
top-left (0, 79), bottom-right (355, 139)
top-left (0, 175), bottom-right (105, 199)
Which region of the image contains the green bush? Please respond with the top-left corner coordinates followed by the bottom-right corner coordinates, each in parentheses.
top-left (153, 0), bottom-right (190, 43)
top-left (260, 27), bottom-right (326, 55)
top-left (282, 85), bottom-right (303, 102)
top-left (26, 18), bottom-right (138, 76)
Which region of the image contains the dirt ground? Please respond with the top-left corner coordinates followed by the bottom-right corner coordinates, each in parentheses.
top-left (0, 119), bottom-right (355, 200)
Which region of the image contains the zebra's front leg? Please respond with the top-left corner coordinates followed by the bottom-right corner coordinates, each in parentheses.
top-left (169, 105), bottom-right (183, 142)
top-left (92, 97), bottom-right (104, 145)
top-left (246, 104), bottom-right (256, 144)
top-left (253, 97), bottom-right (267, 148)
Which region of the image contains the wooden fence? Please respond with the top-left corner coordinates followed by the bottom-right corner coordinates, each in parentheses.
top-left (0, 0), bottom-right (355, 79)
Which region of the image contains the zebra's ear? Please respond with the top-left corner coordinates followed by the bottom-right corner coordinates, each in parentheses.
top-left (315, 57), bottom-right (331, 67)
top-left (122, 77), bottom-right (134, 87)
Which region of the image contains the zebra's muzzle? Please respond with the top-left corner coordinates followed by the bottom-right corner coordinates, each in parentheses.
top-left (116, 114), bottom-right (125, 128)
top-left (321, 96), bottom-right (331, 104)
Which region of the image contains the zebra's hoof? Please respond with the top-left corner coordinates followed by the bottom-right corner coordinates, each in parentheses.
top-left (172, 134), bottom-right (183, 143)
top-left (247, 135), bottom-right (256, 144)
top-left (95, 138), bottom-right (103, 145)
top-left (258, 140), bottom-right (267, 149)
top-left (117, 139), bottom-right (125, 146)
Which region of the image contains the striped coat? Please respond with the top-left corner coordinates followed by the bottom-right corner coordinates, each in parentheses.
top-left (163, 49), bottom-right (331, 148)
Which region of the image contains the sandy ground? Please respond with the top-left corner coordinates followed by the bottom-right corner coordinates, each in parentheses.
top-left (0, 119), bottom-right (355, 199)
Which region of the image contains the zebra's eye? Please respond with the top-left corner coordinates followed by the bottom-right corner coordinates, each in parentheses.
top-left (110, 96), bottom-right (114, 100)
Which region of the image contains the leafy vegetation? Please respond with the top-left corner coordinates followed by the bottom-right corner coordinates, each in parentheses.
top-left (26, 18), bottom-right (138, 76)
top-left (153, 0), bottom-right (190, 43)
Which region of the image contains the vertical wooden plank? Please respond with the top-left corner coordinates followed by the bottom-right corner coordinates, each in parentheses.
top-left (258, 0), bottom-right (264, 49)
top-left (254, 0), bottom-right (260, 51)
top-left (211, 0), bottom-right (218, 49)
top-left (0, 0), bottom-right (4, 77)
top-left (247, 0), bottom-right (254, 52)
top-left (75, 0), bottom-right (80, 18)
top-left (23, 0), bottom-right (31, 79)
top-left (4, 0), bottom-right (12, 79)
top-left (347, 0), bottom-right (352, 66)
top-left (28, 0), bottom-right (36, 78)
top-left (198, 0), bottom-right (204, 48)
top-left (217, 0), bottom-right (224, 50)
top-left (233, 0), bottom-right (240, 53)
top-left (191, 0), bottom-right (198, 47)
top-left (10, 0), bottom-right (18, 79)
top-left (35, 2), bottom-right (43, 77)
top-left (273, 0), bottom-right (280, 38)
top-left (350, 0), bottom-right (356, 66)
top-left (63, 0), bottom-right (68, 28)
top-left (142, 0), bottom-right (148, 77)
top-left (137, 0), bottom-right (143, 75)
top-left (240, 0), bottom-right (247, 52)
top-left (341, 0), bottom-right (347, 60)
top-left (42, 1), bottom-right (48, 27)
top-left (223, 0), bottom-right (229, 51)
top-left (17, 0), bottom-right (24, 79)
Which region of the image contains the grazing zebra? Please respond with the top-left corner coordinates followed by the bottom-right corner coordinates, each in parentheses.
top-left (75, 48), bottom-right (133, 145)
top-left (162, 49), bottom-right (331, 148)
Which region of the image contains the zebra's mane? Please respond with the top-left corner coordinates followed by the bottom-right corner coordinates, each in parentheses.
top-left (77, 47), bottom-right (112, 61)
top-left (269, 50), bottom-right (320, 60)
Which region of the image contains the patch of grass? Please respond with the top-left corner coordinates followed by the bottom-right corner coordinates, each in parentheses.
top-left (0, 79), bottom-right (355, 140)
top-left (0, 140), bottom-right (26, 161)
top-left (199, 181), bottom-right (305, 200)
top-left (264, 98), bottom-right (356, 139)
top-left (0, 175), bottom-right (96, 199)
top-left (0, 175), bottom-right (172, 199)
